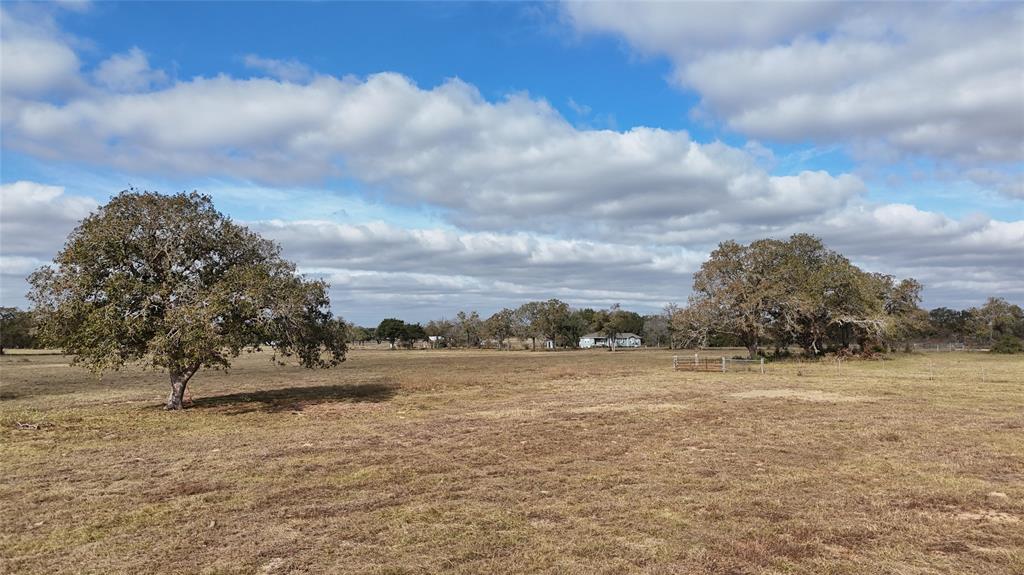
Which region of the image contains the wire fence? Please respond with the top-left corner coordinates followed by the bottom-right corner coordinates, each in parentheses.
top-left (910, 342), bottom-right (990, 353)
top-left (673, 354), bottom-right (766, 374)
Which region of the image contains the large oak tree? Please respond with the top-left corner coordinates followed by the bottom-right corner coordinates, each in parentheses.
top-left (687, 234), bottom-right (921, 357)
top-left (28, 190), bottom-right (347, 409)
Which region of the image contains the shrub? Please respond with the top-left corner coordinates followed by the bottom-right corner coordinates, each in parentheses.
top-left (990, 335), bottom-right (1023, 354)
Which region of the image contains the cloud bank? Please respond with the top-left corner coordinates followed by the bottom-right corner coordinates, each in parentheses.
top-left (566, 2), bottom-right (1024, 166)
top-left (1, 4), bottom-right (1021, 321)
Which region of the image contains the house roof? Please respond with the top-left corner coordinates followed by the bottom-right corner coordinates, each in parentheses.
top-left (580, 332), bottom-right (642, 339)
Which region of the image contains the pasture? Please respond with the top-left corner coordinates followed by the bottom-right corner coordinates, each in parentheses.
top-left (1, 349), bottom-right (1022, 574)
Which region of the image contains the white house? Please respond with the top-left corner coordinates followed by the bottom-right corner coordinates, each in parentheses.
top-left (579, 332), bottom-right (643, 349)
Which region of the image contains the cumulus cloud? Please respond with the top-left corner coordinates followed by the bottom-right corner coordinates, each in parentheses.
top-left (565, 2), bottom-right (1024, 164)
top-left (0, 180), bottom-right (97, 258)
top-left (0, 7), bottom-right (83, 97)
top-left (1, 71), bottom-right (865, 234)
top-left (0, 181), bottom-right (98, 305)
top-left (93, 47), bottom-right (167, 92)
top-left (252, 218), bottom-right (702, 289)
top-left (250, 219), bottom-right (710, 323)
top-left (965, 169), bottom-right (1024, 200)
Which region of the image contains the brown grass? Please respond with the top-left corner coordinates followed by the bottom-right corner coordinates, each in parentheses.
top-left (1, 349), bottom-right (1022, 574)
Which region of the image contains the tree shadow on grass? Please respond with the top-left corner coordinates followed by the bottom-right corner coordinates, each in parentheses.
top-left (188, 383), bottom-right (398, 414)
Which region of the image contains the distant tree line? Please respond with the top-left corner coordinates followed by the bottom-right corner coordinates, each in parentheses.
top-left (13, 287), bottom-right (1016, 357)
top-left (926, 298), bottom-right (1024, 353)
top-left (343, 301), bottom-right (646, 351)
top-left (336, 235), bottom-right (1024, 356)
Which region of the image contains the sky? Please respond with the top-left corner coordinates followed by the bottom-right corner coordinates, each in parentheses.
top-left (1, 1), bottom-right (1022, 326)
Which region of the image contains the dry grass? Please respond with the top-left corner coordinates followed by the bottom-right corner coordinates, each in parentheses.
top-left (1, 349), bottom-right (1022, 574)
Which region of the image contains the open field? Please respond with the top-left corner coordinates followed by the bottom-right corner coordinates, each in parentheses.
top-left (1, 349), bottom-right (1022, 574)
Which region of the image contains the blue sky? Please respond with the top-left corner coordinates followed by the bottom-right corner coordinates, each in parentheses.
top-left (2, 1), bottom-right (1022, 324)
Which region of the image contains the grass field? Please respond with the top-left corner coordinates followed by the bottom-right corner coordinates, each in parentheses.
top-left (1, 349), bottom-right (1022, 574)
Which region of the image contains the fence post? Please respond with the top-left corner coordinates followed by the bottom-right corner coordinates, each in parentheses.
top-left (760, 357), bottom-right (764, 374)
top-left (721, 356), bottom-right (726, 373)
top-left (673, 355), bottom-right (678, 371)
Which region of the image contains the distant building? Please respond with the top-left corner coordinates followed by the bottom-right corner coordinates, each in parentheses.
top-left (579, 332), bottom-right (642, 349)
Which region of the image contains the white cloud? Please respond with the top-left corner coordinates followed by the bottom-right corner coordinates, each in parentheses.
top-left (0, 181), bottom-right (98, 305)
top-left (0, 181), bottom-right (97, 258)
top-left (251, 218), bottom-right (704, 284)
top-left (965, 169), bottom-right (1024, 200)
top-left (1, 71), bottom-right (865, 234)
top-left (566, 2), bottom-right (1024, 164)
top-left (565, 2), bottom-right (841, 54)
top-left (243, 54), bottom-right (313, 83)
top-left (93, 47), bottom-right (167, 92)
top-left (0, 7), bottom-right (82, 97)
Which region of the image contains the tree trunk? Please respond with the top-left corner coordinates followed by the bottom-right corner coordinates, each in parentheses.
top-left (746, 342), bottom-right (758, 359)
top-left (165, 365), bottom-right (198, 410)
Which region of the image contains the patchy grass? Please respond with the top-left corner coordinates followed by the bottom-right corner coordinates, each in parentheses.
top-left (1, 349), bottom-right (1022, 574)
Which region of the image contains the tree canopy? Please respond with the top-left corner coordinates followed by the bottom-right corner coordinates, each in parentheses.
top-left (683, 234), bottom-right (923, 357)
top-left (376, 318), bottom-right (427, 348)
top-left (0, 307), bottom-right (36, 353)
top-left (28, 191), bottom-right (347, 409)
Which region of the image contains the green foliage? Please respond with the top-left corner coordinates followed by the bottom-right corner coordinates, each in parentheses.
top-left (559, 310), bottom-right (590, 348)
top-left (927, 307), bottom-right (973, 342)
top-left (28, 190), bottom-right (346, 408)
top-left (454, 310), bottom-right (483, 347)
top-left (532, 299), bottom-right (571, 346)
top-left (483, 308), bottom-right (516, 349)
top-left (347, 325), bottom-right (371, 343)
top-left (991, 334), bottom-right (1024, 354)
top-left (970, 297), bottom-right (1024, 346)
top-left (376, 318), bottom-right (407, 346)
top-left (0, 307), bottom-right (36, 352)
top-left (404, 322), bottom-right (427, 344)
top-left (376, 318), bottom-right (427, 347)
top-left (513, 301), bottom-right (543, 347)
top-left (588, 304), bottom-right (643, 349)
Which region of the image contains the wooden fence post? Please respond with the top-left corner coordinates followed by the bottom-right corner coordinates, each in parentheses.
top-left (760, 357), bottom-right (764, 374)
top-left (721, 356), bottom-right (726, 373)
